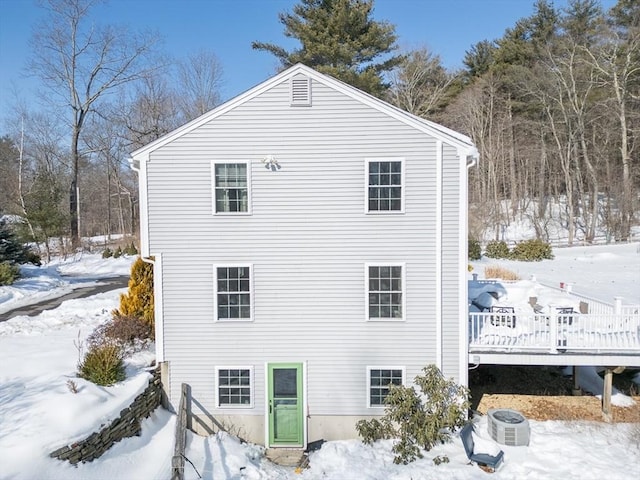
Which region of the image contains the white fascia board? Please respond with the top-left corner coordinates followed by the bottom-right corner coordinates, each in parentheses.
top-left (130, 65), bottom-right (311, 161)
top-left (299, 65), bottom-right (477, 151)
top-left (130, 63), bottom-right (478, 162)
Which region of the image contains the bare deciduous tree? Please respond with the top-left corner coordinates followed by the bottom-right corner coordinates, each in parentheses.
top-left (175, 49), bottom-right (224, 121)
top-left (28, 0), bottom-right (160, 248)
top-left (387, 48), bottom-right (456, 118)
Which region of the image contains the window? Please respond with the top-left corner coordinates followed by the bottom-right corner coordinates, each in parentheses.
top-left (213, 162), bottom-right (249, 213)
top-left (216, 266), bottom-right (252, 320)
top-left (367, 265), bottom-right (404, 320)
top-left (217, 368), bottom-right (253, 407)
top-left (367, 159), bottom-right (403, 212)
top-left (368, 368), bottom-right (404, 407)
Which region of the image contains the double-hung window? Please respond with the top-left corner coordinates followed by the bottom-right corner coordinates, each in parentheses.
top-left (216, 367), bottom-right (253, 407)
top-left (213, 162), bottom-right (250, 213)
top-left (367, 367), bottom-right (404, 407)
top-left (367, 264), bottom-right (404, 320)
top-left (367, 159), bottom-right (404, 213)
top-left (215, 266), bottom-right (252, 321)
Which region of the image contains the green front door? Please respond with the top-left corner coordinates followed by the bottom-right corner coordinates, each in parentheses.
top-left (268, 363), bottom-right (303, 446)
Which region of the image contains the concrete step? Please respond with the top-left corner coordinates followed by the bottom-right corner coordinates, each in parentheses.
top-left (265, 448), bottom-right (306, 467)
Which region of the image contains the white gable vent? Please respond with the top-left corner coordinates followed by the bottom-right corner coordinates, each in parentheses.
top-left (487, 409), bottom-right (530, 446)
top-left (290, 76), bottom-right (311, 106)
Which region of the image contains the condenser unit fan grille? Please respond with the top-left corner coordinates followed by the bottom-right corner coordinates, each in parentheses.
top-left (487, 408), bottom-right (530, 446)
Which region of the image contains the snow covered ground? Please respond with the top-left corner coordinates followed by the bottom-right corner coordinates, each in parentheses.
top-left (0, 246), bottom-right (639, 480)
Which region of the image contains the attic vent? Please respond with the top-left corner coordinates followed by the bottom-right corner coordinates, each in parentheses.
top-left (290, 76), bottom-right (311, 106)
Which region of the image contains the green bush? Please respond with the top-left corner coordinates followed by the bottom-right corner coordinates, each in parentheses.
top-left (356, 365), bottom-right (470, 465)
top-left (468, 238), bottom-right (481, 261)
top-left (124, 242), bottom-right (138, 255)
top-left (510, 239), bottom-right (554, 261)
top-left (78, 342), bottom-right (126, 386)
top-left (102, 247), bottom-right (113, 259)
top-left (0, 261), bottom-right (20, 286)
top-left (484, 240), bottom-right (510, 259)
top-left (113, 246), bottom-right (123, 258)
top-left (24, 250), bottom-right (41, 266)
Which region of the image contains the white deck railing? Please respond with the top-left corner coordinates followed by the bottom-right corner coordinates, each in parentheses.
top-left (469, 312), bottom-right (640, 353)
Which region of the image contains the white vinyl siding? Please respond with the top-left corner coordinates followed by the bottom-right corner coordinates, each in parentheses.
top-left (142, 74), bottom-right (468, 419)
top-left (216, 367), bottom-right (254, 408)
top-left (365, 263), bottom-right (405, 321)
top-left (367, 367), bottom-right (405, 407)
top-left (214, 265), bottom-right (253, 322)
top-left (366, 158), bottom-right (404, 213)
top-left (212, 161), bottom-right (251, 214)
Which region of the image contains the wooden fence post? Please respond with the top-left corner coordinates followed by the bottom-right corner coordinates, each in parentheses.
top-left (171, 383), bottom-right (190, 480)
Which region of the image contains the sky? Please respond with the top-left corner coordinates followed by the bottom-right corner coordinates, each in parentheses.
top-left (0, 0), bottom-right (618, 127)
top-left (0, 246), bottom-right (638, 479)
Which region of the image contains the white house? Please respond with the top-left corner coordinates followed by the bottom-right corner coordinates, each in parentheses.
top-left (130, 64), bottom-right (478, 448)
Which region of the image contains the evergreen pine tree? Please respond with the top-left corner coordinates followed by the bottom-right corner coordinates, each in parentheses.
top-left (252, 0), bottom-right (403, 97)
top-left (0, 219), bottom-right (32, 265)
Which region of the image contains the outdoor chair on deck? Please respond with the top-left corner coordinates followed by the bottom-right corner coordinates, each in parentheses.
top-left (556, 307), bottom-right (575, 326)
top-left (490, 306), bottom-right (516, 328)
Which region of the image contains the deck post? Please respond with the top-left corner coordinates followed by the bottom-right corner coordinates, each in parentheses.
top-left (549, 314), bottom-right (558, 353)
top-left (614, 297), bottom-right (622, 314)
top-left (572, 366), bottom-right (582, 396)
top-left (602, 368), bottom-right (613, 423)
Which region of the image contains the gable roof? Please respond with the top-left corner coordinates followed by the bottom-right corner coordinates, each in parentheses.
top-left (130, 63), bottom-right (478, 162)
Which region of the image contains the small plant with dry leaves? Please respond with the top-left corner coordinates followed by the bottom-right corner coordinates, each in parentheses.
top-left (66, 379), bottom-right (78, 394)
top-left (88, 315), bottom-right (153, 355)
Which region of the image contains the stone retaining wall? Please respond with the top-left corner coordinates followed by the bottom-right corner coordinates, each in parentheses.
top-left (50, 367), bottom-right (163, 464)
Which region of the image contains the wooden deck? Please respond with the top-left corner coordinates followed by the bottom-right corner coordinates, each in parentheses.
top-left (469, 312), bottom-right (640, 367)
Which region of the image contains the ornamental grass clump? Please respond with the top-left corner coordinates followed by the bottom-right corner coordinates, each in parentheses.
top-left (356, 365), bottom-right (470, 465)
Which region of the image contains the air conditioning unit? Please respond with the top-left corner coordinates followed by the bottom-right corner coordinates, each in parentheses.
top-left (487, 409), bottom-right (530, 446)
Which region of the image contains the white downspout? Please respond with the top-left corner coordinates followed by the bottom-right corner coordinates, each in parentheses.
top-left (436, 140), bottom-right (443, 371)
top-left (129, 155), bottom-right (163, 362)
top-left (459, 149), bottom-right (479, 388)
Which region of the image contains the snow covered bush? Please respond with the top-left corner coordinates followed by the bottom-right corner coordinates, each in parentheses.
top-left (484, 240), bottom-right (510, 259)
top-left (88, 315), bottom-right (153, 355)
top-left (510, 239), bottom-right (554, 261)
top-left (356, 365), bottom-right (470, 465)
top-left (124, 242), bottom-right (138, 255)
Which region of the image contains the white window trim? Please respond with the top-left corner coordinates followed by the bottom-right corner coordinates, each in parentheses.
top-left (213, 264), bottom-right (254, 322)
top-left (211, 160), bottom-right (252, 215)
top-left (215, 366), bottom-right (254, 409)
top-left (364, 262), bottom-right (406, 322)
top-left (364, 157), bottom-right (405, 214)
top-left (366, 366), bottom-right (406, 408)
